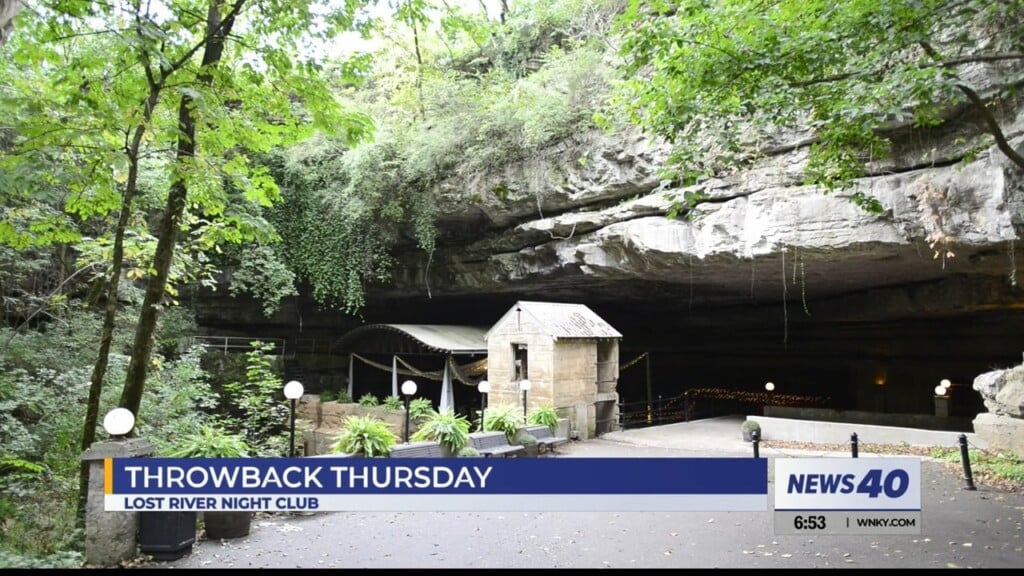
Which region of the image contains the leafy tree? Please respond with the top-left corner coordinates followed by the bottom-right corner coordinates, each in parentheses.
top-left (1, 0), bottom-right (375, 522)
top-left (612, 0), bottom-right (1024, 214)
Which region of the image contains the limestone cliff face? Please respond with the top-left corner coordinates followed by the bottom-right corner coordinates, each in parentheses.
top-left (383, 105), bottom-right (1024, 320)
top-left (368, 86), bottom-right (1024, 454)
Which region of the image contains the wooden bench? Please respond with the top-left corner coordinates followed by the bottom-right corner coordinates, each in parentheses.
top-left (469, 431), bottom-right (526, 458)
top-left (522, 425), bottom-right (570, 453)
top-left (389, 441), bottom-right (445, 458)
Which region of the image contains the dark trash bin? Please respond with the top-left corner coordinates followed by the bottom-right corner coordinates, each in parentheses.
top-left (138, 511), bottom-right (197, 561)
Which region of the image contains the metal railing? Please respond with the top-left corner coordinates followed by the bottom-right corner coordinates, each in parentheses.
top-left (189, 336), bottom-right (287, 356)
top-left (617, 393), bottom-right (745, 429)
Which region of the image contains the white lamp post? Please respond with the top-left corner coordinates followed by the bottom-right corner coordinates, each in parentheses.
top-left (401, 380), bottom-right (418, 443)
top-left (103, 407), bottom-right (135, 439)
top-left (284, 380), bottom-right (304, 457)
top-left (478, 380), bottom-right (490, 432)
top-left (520, 379), bottom-right (531, 420)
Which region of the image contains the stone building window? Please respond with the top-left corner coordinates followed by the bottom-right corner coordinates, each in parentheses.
top-left (513, 343), bottom-right (529, 381)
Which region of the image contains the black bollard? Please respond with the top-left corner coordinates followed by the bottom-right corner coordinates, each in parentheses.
top-left (752, 429), bottom-right (760, 458)
top-left (959, 434), bottom-right (976, 491)
top-left (684, 392), bottom-right (690, 423)
top-left (850, 432), bottom-right (858, 458)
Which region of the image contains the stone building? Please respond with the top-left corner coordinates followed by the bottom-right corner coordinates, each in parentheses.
top-left (484, 301), bottom-right (622, 439)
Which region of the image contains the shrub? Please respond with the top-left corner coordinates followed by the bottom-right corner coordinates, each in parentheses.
top-left (484, 404), bottom-right (525, 441)
top-left (513, 430), bottom-right (538, 447)
top-left (527, 405), bottom-right (559, 432)
top-left (219, 341), bottom-right (289, 457)
top-left (382, 394), bottom-right (403, 411)
top-left (331, 415), bottom-right (397, 457)
top-left (457, 446), bottom-right (481, 458)
top-left (319, 390), bottom-right (337, 402)
top-left (411, 410), bottom-right (471, 454)
top-left (358, 393), bottom-right (380, 407)
top-left (164, 425), bottom-right (251, 458)
top-left (336, 390), bottom-right (353, 403)
top-left (408, 397), bottom-right (434, 421)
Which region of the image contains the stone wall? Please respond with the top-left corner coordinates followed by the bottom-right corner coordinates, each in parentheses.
top-left (296, 395), bottom-right (421, 456)
top-left (486, 311), bottom-right (555, 410)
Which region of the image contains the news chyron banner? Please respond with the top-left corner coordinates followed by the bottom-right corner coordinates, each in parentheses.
top-left (104, 457), bottom-right (767, 513)
top-left (774, 458), bottom-right (921, 535)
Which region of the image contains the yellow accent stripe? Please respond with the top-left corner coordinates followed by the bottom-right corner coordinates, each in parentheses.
top-left (104, 458), bottom-right (113, 495)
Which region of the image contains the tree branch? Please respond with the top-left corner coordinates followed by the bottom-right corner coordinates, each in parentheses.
top-left (919, 41), bottom-right (1024, 171)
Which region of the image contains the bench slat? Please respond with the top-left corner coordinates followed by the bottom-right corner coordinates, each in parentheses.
top-left (469, 431), bottom-right (526, 457)
top-left (522, 425), bottom-right (569, 451)
top-left (389, 441), bottom-right (445, 458)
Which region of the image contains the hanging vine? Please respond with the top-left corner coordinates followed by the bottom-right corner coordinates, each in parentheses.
top-left (781, 245), bottom-right (788, 347)
top-left (1009, 239), bottom-right (1017, 288)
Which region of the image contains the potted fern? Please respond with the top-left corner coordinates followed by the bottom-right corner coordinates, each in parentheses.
top-left (483, 404), bottom-right (525, 442)
top-left (527, 405), bottom-right (559, 433)
top-left (411, 410), bottom-right (471, 456)
top-left (330, 415), bottom-right (398, 457)
top-left (163, 425), bottom-right (253, 541)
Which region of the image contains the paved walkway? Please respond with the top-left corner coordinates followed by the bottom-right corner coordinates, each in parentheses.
top-left (151, 417), bottom-right (1024, 569)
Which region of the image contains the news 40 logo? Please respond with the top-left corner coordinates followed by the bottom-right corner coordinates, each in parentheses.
top-left (773, 458), bottom-right (921, 535)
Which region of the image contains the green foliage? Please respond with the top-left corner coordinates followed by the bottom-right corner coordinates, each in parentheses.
top-left (456, 445), bottom-right (481, 458)
top-left (227, 244), bottom-right (299, 318)
top-left (135, 346), bottom-right (222, 455)
top-left (382, 394), bottom-right (404, 411)
top-left (258, 1), bottom-right (620, 316)
top-left (929, 448), bottom-right (1024, 487)
top-left (611, 0), bottom-right (1023, 201)
top-left (0, 550), bottom-right (83, 569)
top-left (219, 342), bottom-right (289, 457)
top-left (527, 405), bottom-right (559, 431)
top-left (741, 420), bottom-right (761, 432)
top-left (331, 415), bottom-right (398, 457)
top-left (408, 397), bottom-right (435, 421)
top-left (319, 390), bottom-right (338, 402)
top-left (163, 425), bottom-right (251, 458)
top-left (411, 409), bottom-right (471, 453)
top-left (484, 404), bottom-right (525, 441)
top-left (335, 389), bottom-right (354, 404)
top-left (358, 393), bottom-right (380, 407)
top-left (0, 305), bottom-right (220, 563)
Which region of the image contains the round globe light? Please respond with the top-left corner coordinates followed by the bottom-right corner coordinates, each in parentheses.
top-left (478, 380), bottom-right (491, 394)
top-left (519, 379), bottom-right (531, 391)
top-left (765, 382), bottom-right (775, 392)
top-left (934, 385), bottom-right (947, 396)
top-left (940, 378), bottom-right (952, 389)
top-left (401, 380), bottom-right (417, 396)
top-left (284, 380), bottom-right (304, 400)
top-left (103, 407), bottom-right (135, 437)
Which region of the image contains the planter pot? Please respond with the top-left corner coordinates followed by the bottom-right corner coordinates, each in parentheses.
top-left (138, 511), bottom-right (196, 561)
top-left (203, 511), bottom-right (251, 540)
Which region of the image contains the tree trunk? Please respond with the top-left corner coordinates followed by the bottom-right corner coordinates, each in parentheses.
top-left (119, 0), bottom-right (238, 416)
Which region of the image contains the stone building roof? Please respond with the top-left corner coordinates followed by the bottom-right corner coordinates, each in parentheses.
top-left (489, 301), bottom-right (622, 340)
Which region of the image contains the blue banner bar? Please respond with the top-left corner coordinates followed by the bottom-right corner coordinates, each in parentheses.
top-left (109, 457), bottom-right (767, 496)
